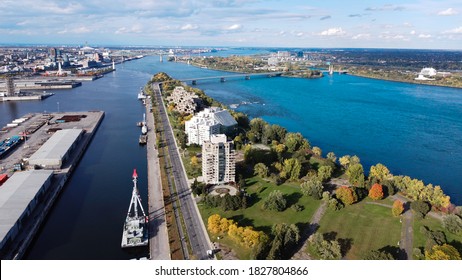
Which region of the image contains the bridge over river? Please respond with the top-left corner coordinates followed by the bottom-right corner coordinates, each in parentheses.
top-left (176, 69), bottom-right (348, 85)
top-left (179, 72), bottom-right (284, 85)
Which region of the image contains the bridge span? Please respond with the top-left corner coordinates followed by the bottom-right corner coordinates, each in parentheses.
top-left (178, 72), bottom-right (284, 85)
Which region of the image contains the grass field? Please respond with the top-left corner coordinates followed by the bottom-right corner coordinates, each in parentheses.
top-left (317, 199), bottom-right (402, 259)
top-left (198, 176), bottom-right (322, 259)
top-left (413, 215), bottom-right (462, 257)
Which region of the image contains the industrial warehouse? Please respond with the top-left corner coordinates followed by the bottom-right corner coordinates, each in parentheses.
top-left (0, 111), bottom-right (104, 259)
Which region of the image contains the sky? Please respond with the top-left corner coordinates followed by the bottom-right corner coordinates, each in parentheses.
top-left (0, 0), bottom-right (461, 49)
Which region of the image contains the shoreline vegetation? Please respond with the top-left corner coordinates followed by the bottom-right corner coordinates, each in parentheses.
top-left (174, 54), bottom-right (462, 89)
top-left (348, 67), bottom-right (462, 89)
top-left (177, 55), bottom-right (324, 79)
top-left (147, 72), bottom-right (462, 260)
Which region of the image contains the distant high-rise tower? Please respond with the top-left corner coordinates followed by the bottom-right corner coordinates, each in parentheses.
top-left (50, 48), bottom-right (57, 62)
top-left (5, 77), bottom-right (15, 96)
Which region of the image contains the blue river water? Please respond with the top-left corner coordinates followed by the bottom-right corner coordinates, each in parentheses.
top-left (1, 52), bottom-right (461, 259)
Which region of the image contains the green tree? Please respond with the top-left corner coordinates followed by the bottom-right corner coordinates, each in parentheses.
top-left (233, 112), bottom-right (250, 129)
top-left (317, 165), bottom-right (333, 182)
top-left (268, 224), bottom-right (300, 259)
top-left (339, 155), bottom-right (351, 169)
top-left (300, 177), bottom-right (324, 199)
top-left (411, 200), bottom-right (431, 219)
top-left (312, 146), bottom-right (322, 157)
top-left (249, 118), bottom-right (267, 143)
top-left (369, 163), bottom-right (391, 183)
top-left (254, 162), bottom-right (269, 178)
top-left (326, 152), bottom-right (337, 163)
top-left (346, 163), bottom-right (365, 187)
top-left (363, 250), bottom-right (394, 260)
top-left (271, 124), bottom-right (287, 143)
top-left (350, 155), bottom-right (361, 165)
top-left (274, 143), bottom-right (286, 162)
top-left (335, 186), bottom-right (357, 205)
top-left (284, 132), bottom-right (309, 153)
top-left (309, 233), bottom-right (342, 260)
top-left (425, 244), bottom-right (461, 260)
top-left (281, 158), bottom-right (301, 181)
top-left (262, 190), bottom-right (287, 211)
top-left (443, 214), bottom-right (462, 235)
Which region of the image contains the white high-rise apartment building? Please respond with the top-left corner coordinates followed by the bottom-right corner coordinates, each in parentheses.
top-left (185, 107), bottom-right (237, 145)
top-left (202, 134), bottom-right (235, 185)
top-left (185, 118), bottom-right (220, 145)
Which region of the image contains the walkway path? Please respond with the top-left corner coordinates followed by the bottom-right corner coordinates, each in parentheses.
top-left (391, 194), bottom-right (414, 260)
top-left (145, 100), bottom-right (170, 260)
top-left (291, 200), bottom-right (327, 260)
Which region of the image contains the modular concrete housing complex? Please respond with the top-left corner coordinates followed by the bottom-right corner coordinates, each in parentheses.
top-left (28, 129), bottom-right (83, 169)
top-left (202, 134), bottom-right (235, 185)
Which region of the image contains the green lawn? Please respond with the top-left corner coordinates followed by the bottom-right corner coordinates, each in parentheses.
top-left (198, 176), bottom-right (322, 259)
top-left (181, 145), bottom-right (202, 179)
top-left (413, 215), bottom-right (462, 255)
top-left (317, 200), bottom-right (402, 259)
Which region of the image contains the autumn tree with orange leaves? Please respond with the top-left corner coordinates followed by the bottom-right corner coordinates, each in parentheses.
top-left (369, 183), bottom-right (384, 200)
top-left (392, 200), bottom-right (404, 217)
top-left (335, 186), bottom-right (357, 206)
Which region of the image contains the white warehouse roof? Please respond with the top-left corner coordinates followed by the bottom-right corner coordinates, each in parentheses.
top-left (0, 170), bottom-right (54, 243)
top-left (28, 129), bottom-right (83, 168)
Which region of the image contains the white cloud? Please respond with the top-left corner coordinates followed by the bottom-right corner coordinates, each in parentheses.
top-left (115, 24), bottom-right (143, 34)
top-left (379, 32), bottom-right (408, 40)
top-left (437, 8), bottom-right (458, 16)
top-left (443, 26), bottom-right (462, 34)
top-left (352, 33), bottom-right (371, 40)
top-left (418, 34), bottom-right (432, 38)
top-left (410, 30), bottom-right (416, 35)
top-left (319, 27), bottom-right (346, 36)
top-left (296, 32), bottom-right (304, 37)
top-left (181, 24), bottom-right (199, 31)
top-left (225, 24), bottom-right (242, 31)
top-left (73, 26), bottom-right (91, 34)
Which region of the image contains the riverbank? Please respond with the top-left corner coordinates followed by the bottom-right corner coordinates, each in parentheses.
top-left (348, 69), bottom-right (462, 89)
top-left (152, 71), bottom-right (461, 260)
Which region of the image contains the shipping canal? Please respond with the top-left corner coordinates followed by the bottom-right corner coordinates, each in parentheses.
top-left (1, 53), bottom-right (460, 259)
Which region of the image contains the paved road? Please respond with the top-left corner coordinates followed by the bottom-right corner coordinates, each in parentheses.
top-left (152, 83), bottom-right (213, 260)
top-left (145, 101), bottom-right (170, 260)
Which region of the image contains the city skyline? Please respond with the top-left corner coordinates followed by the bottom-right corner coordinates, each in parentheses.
top-left (0, 0), bottom-right (461, 49)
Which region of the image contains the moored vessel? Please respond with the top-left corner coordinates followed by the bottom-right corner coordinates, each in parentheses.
top-left (121, 169), bottom-right (148, 248)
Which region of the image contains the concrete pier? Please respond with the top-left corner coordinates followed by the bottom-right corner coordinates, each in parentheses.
top-left (145, 99), bottom-right (170, 260)
top-left (0, 111), bottom-right (104, 259)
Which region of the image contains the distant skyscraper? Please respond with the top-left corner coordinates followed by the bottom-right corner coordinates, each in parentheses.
top-left (50, 48), bottom-right (57, 62)
top-left (5, 77), bottom-right (15, 96)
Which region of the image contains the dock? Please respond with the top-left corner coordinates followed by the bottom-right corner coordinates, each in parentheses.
top-left (0, 111), bottom-right (104, 259)
top-left (145, 99), bottom-right (170, 260)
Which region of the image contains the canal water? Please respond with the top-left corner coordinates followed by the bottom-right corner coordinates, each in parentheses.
top-left (1, 53), bottom-right (460, 259)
